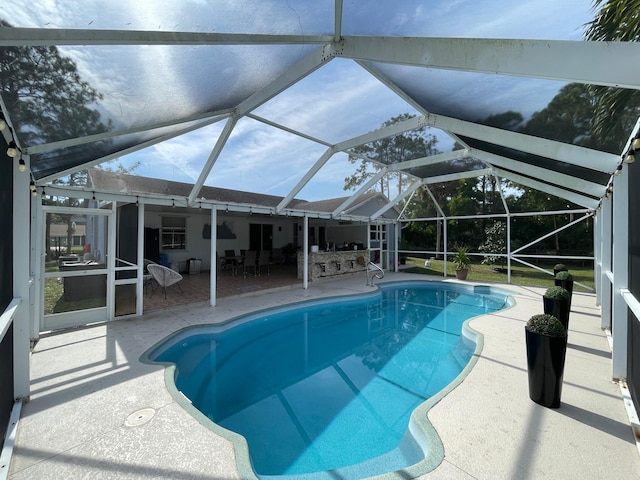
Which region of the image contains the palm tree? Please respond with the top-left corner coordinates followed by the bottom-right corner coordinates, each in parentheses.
top-left (584, 0), bottom-right (640, 150)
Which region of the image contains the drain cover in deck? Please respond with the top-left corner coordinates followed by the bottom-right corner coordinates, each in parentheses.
top-left (125, 408), bottom-right (156, 427)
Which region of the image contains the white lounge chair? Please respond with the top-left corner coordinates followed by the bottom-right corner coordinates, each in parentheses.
top-left (147, 264), bottom-right (183, 298)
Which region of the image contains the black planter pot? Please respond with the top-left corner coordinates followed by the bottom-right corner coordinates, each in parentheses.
top-left (525, 327), bottom-right (568, 408)
top-left (543, 297), bottom-right (570, 331)
top-left (555, 278), bottom-right (574, 311)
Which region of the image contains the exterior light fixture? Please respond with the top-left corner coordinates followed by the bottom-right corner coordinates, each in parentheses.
top-left (18, 156), bottom-right (26, 172)
top-left (614, 164), bottom-right (623, 175)
top-left (29, 180), bottom-right (36, 191)
top-left (633, 138), bottom-right (640, 150)
top-left (625, 151), bottom-right (635, 164)
top-left (7, 141), bottom-right (18, 158)
top-left (0, 118), bottom-right (6, 131)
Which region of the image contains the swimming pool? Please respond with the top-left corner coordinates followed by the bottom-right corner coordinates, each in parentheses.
top-left (143, 281), bottom-right (512, 479)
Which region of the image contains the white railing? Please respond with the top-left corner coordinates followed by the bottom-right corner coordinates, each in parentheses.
top-left (0, 298), bottom-right (21, 344)
top-left (366, 261), bottom-right (385, 287)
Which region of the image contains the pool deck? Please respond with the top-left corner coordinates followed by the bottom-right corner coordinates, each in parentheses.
top-left (6, 272), bottom-right (640, 479)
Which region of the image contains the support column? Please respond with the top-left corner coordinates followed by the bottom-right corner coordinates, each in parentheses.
top-left (612, 170), bottom-right (629, 381)
top-left (506, 214), bottom-right (512, 284)
top-left (443, 216), bottom-right (448, 278)
top-left (394, 221), bottom-right (399, 273)
top-left (210, 208), bottom-right (217, 307)
top-left (303, 216), bottom-right (309, 290)
top-left (136, 203), bottom-right (144, 316)
top-left (13, 159), bottom-right (30, 400)
top-left (594, 211), bottom-right (601, 306)
top-left (106, 201), bottom-right (117, 320)
top-left (601, 195), bottom-right (613, 330)
top-left (31, 189), bottom-right (43, 338)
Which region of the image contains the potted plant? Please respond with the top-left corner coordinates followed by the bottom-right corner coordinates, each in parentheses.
top-left (555, 270), bottom-right (574, 311)
top-left (553, 263), bottom-right (568, 277)
top-left (525, 313), bottom-right (568, 408)
top-left (452, 246), bottom-right (471, 280)
top-left (543, 286), bottom-right (570, 331)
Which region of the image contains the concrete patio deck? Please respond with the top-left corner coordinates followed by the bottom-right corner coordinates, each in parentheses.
top-left (6, 272), bottom-right (640, 479)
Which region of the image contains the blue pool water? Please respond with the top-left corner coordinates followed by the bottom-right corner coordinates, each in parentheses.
top-left (145, 281), bottom-right (510, 479)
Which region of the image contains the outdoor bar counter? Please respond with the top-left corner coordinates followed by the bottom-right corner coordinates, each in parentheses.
top-left (297, 250), bottom-right (367, 281)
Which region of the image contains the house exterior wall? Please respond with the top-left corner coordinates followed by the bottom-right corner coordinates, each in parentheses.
top-left (144, 211), bottom-right (301, 271)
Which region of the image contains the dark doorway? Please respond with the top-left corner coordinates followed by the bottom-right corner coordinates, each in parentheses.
top-left (250, 223), bottom-right (273, 251)
top-left (144, 227), bottom-right (160, 262)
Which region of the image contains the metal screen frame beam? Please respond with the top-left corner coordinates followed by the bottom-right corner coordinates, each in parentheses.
top-left (339, 36), bottom-right (640, 90)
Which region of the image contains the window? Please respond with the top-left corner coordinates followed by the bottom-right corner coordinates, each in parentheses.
top-left (161, 216), bottom-right (186, 250)
top-left (370, 224), bottom-right (386, 242)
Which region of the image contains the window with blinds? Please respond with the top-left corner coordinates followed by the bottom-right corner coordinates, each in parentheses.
top-left (161, 216), bottom-right (186, 250)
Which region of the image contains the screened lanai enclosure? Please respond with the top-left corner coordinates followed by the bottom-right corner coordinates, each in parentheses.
top-left (1, 0), bottom-right (640, 473)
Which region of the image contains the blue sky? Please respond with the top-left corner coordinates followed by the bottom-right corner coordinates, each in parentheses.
top-left (2, 0), bottom-right (598, 201)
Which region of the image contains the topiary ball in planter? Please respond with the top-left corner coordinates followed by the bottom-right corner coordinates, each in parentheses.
top-left (525, 314), bottom-right (568, 408)
top-left (553, 263), bottom-right (568, 277)
top-left (544, 286), bottom-right (570, 301)
top-left (527, 313), bottom-right (567, 336)
top-left (555, 271), bottom-right (573, 282)
top-left (543, 286), bottom-right (570, 330)
top-left (554, 270), bottom-right (574, 311)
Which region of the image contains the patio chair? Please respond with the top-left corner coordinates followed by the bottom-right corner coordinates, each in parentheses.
top-left (258, 250), bottom-right (270, 276)
top-left (271, 248), bottom-right (283, 269)
top-left (224, 249), bottom-right (241, 273)
top-left (143, 259), bottom-right (156, 294)
top-left (147, 264), bottom-right (184, 298)
top-left (243, 250), bottom-right (257, 277)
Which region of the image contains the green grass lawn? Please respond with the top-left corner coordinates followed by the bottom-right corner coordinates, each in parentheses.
top-left (400, 257), bottom-right (594, 292)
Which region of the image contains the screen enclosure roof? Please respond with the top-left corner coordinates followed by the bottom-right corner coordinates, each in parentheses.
top-left (0, 1), bottom-right (637, 220)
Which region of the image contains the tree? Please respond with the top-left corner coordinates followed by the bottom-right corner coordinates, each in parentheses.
top-left (0, 21), bottom-right (117, 260)
top-left (344, 113), bottom-right (440, 198)
top-left (479, 221), bottom-right (507, 265)
top-left (521, 83), bottom-right (598, 147)
top-left (0, 21), bottom-right (112, 148)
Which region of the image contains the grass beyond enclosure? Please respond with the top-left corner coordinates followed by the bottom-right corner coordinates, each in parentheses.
top-left (401, 257), bottom-right (595, 291)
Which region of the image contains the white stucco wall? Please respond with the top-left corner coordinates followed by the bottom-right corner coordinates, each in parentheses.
top-left (145, 211), bottom-right (301, 271)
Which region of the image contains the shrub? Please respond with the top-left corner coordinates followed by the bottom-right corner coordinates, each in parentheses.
top-left (526, 314), bottom-right (567, 337)
top-left (453, 246), bottom-right (471, 270)
top-left (544, 286), bottom-right (570, 300)
top-left (554, 263), bottom-right (568, 272)
top-left (555, 271), bottom-right (573, 281)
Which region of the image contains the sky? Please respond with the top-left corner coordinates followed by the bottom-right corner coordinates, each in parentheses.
top-left (2, 0), bottom-right (599, 201)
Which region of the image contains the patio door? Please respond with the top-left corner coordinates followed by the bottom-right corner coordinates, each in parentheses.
top-left (41, 205), bottom-right (113, 331)
top-left (250, 223), bottom-right (273, 251)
